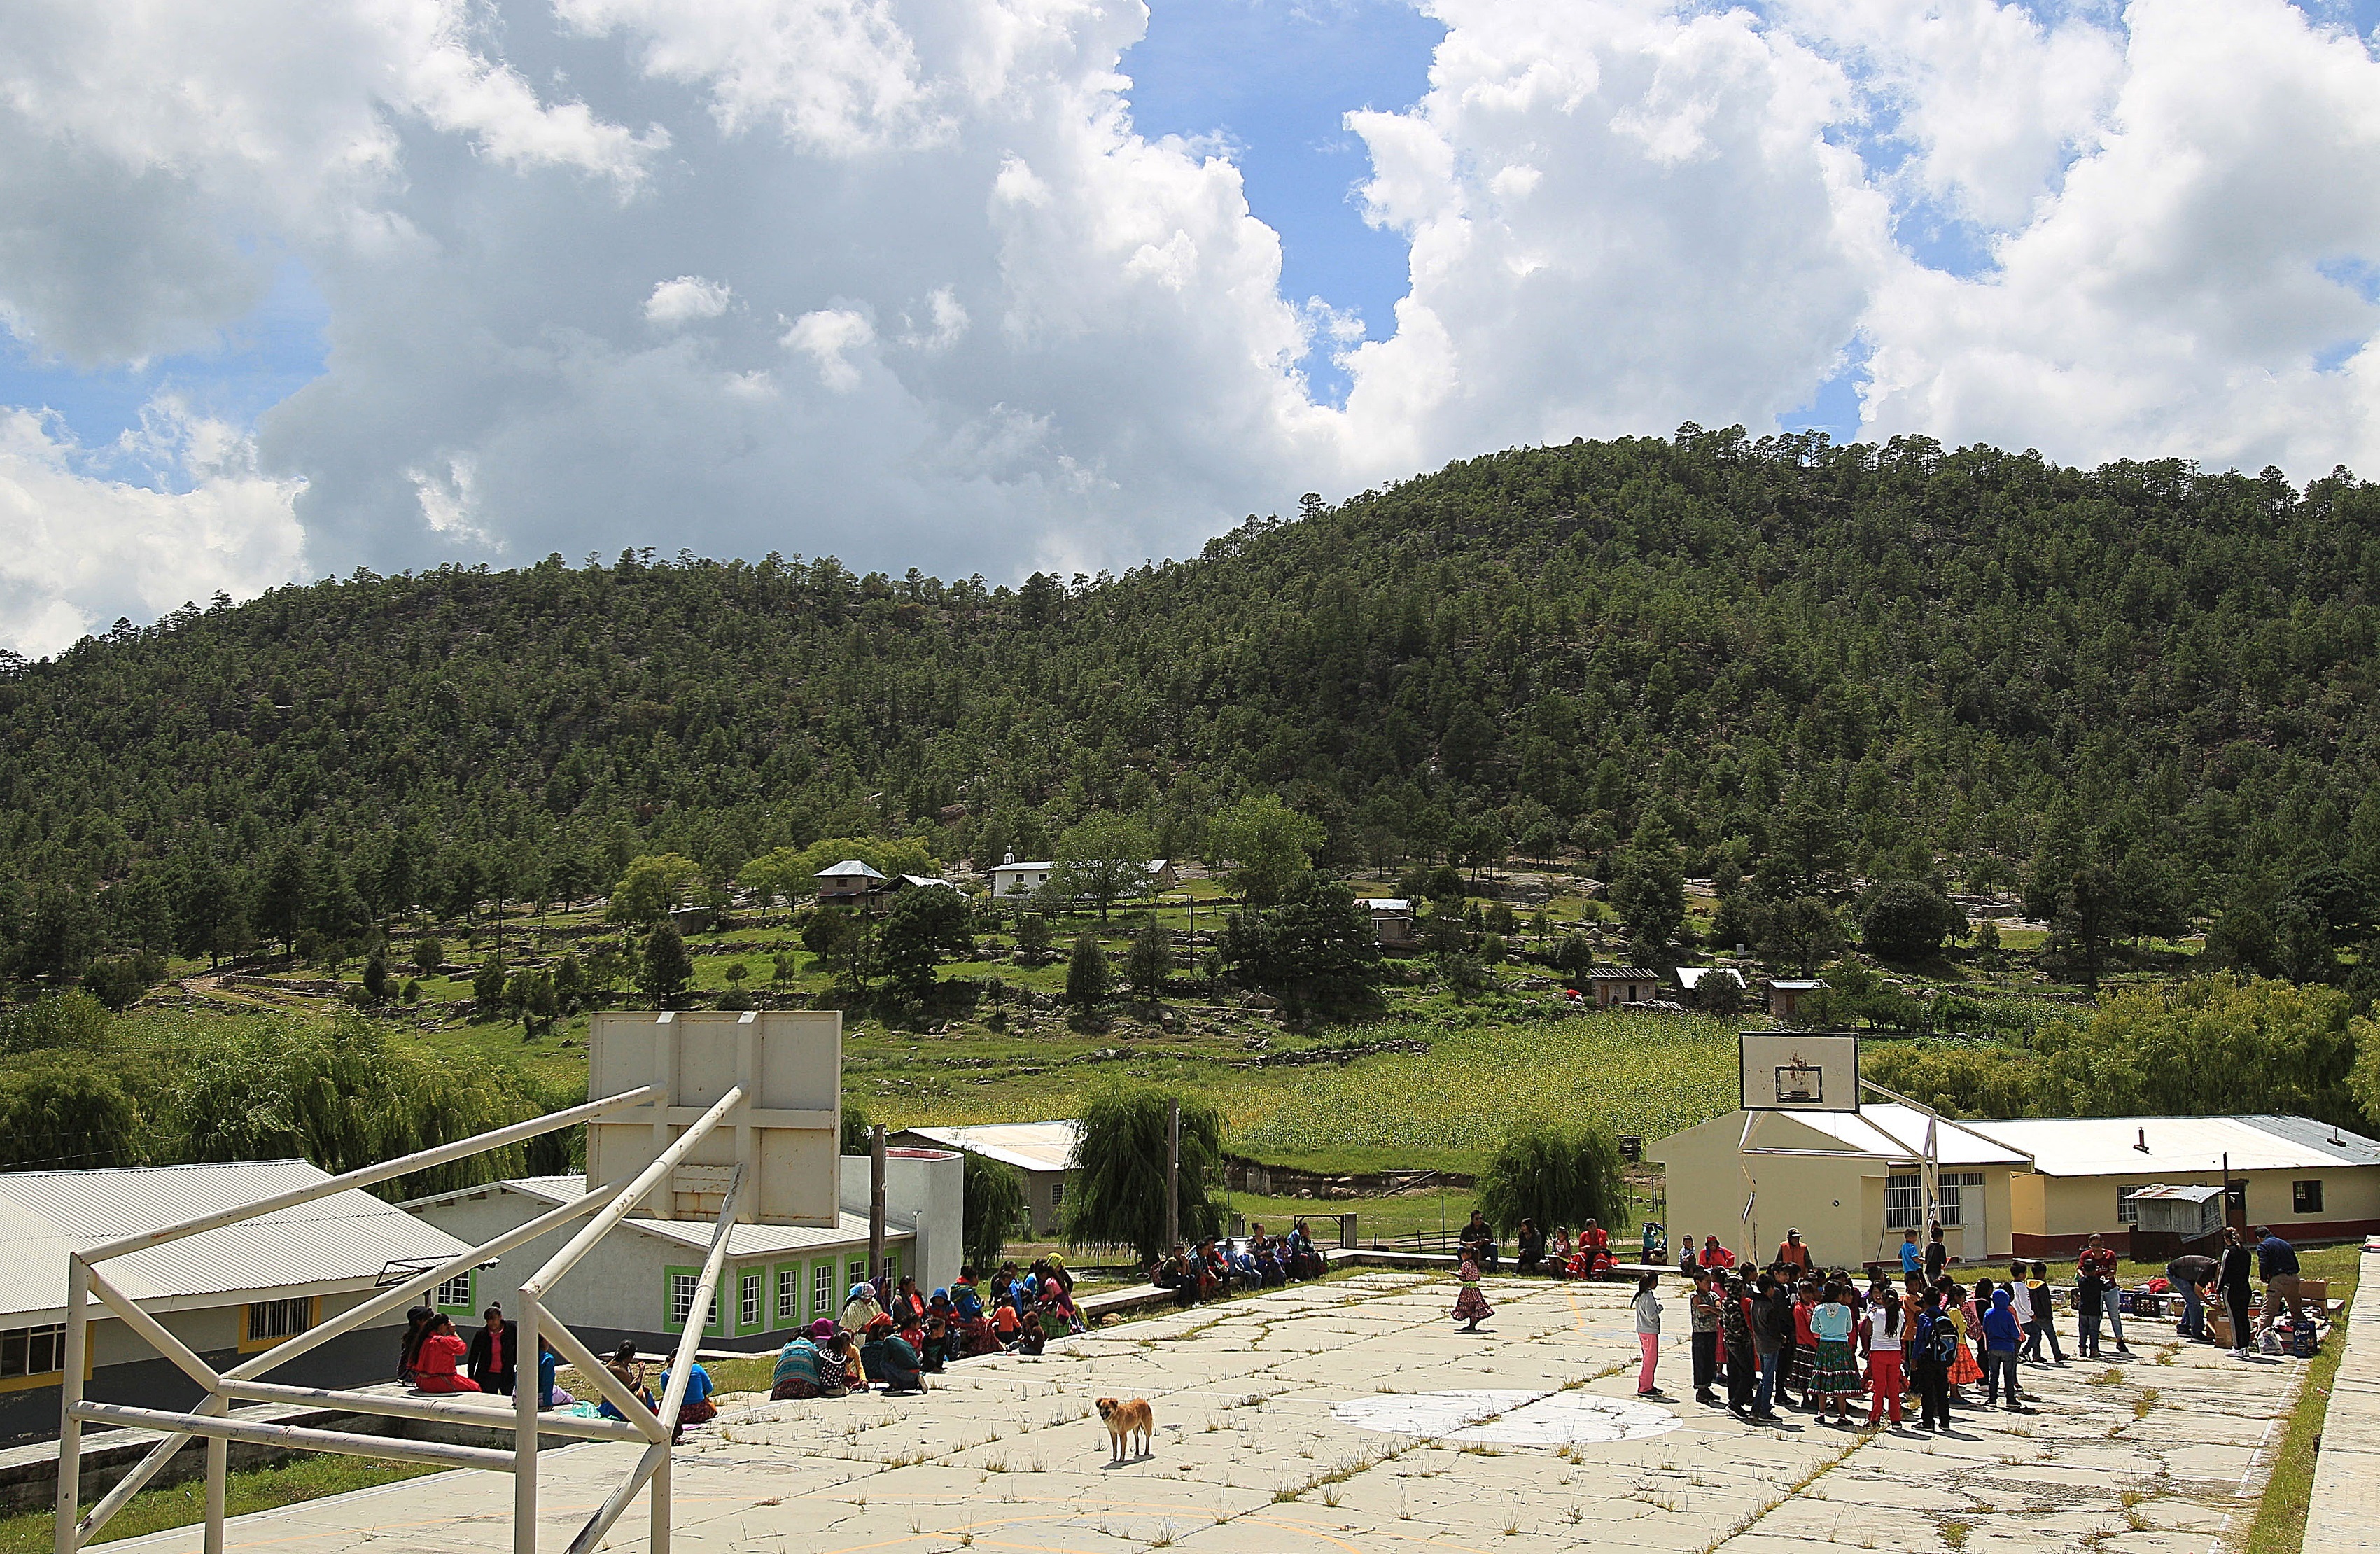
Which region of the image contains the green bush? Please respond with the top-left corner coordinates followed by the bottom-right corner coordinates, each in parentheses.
top-left (962, 1151), bottom-right (1028, 1270)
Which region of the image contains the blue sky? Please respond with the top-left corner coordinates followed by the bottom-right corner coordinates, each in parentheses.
top-left (1123, 0), bottom-right (1444, 405)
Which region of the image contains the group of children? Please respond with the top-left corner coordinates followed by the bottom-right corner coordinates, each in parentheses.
top-left (1676, 1260), bottom-right (2104, 1429)
top-left (771, 1259), bottom-right (1091, 1399)
top-left (1149, 1220), bottom-right (1329, 1305)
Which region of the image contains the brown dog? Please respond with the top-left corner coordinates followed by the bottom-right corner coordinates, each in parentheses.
top-left (1095, 1397), bottom-right (1154, 1463)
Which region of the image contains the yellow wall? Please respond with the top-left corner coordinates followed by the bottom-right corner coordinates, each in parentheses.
top-left (1651, 1111), bottom-right (2022, 1270)
top-left (2012, 1166), bottom-right (2380, 1246)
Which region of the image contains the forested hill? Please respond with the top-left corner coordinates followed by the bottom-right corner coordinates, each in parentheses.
top-left (4, 426), bottom-right (2379, 976)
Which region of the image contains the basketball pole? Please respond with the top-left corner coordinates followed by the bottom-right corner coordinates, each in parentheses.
top-left (1858, 1077), bottom-right (1944, 1248)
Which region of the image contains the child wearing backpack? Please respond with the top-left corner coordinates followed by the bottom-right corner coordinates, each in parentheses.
top-left (1912, 1289), bottom-right (1956, 1430)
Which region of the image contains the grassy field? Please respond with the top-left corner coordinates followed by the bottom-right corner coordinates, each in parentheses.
top-left (0, 1453), bottom-right (442, 1552)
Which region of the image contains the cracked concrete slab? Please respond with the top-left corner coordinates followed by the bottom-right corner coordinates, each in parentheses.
top-left (97, 1267), bottom-right (2316, 1553)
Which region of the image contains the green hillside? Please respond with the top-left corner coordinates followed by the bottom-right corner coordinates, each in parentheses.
top-left (4, 426), bottom-right (2379, 979)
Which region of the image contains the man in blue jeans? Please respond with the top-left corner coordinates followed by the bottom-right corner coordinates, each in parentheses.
top-left (2167, 1252), bottom-right (2218, 1340)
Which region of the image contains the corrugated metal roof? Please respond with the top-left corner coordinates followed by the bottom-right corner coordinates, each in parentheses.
top-left (1763, 1105), bottom-right (2033, 1168)
top-left (0, 1160), bottom-right (475, 1324)
top-left (893, 1122), bottom-right (1082, 1175)
top-left (1965, 1114), bottom-right (2380, 1177)
top-left (475, 1178), bottom-right (893, 1255)
top-left (1674, 967), bottom-right (1744, 990)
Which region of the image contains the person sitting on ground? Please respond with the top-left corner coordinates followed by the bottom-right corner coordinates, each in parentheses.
top-left (990, 1299), bottom-right (1023, 1349)
top-left (1676, 1233), bottom-right (1698, 1280)
top-left (920, 1315), bottom-right (950, 1371)
top-left (960, 1312), bottom-right (1000, 1358)
top-left (819, 1327), bottom-right (864, 1394)
top-left (771, 1329), bottom-right (828, 1399)
top-left (841, 1281), bottom-right (885, 1338)
top-left (928, 1287), bottom-right (956, 1327)
top-left (1517, 1218), bottom-right (1546, 1275)
top-left (596, 1341), bottom-right (655, 1420)
top-left (397, 1305), bottom-right (434, 1385)
top-left (1698, 1235), bottom-right (1736, 1270)
top-left (411, 1314), bottom-right (480, 1394)
top-left (536, 1338), bottom-right (573, 1409)
top-left (659, 1359), bottom-right (715, 1440)
top-left (859, 1315), bottom-right (921, 1391)
top-left (952, 1266), bottom-right (982, 1319)
top-left (1037, 1287), bottom-right (1073, 1345)
top-left (889, 1275), bottom-right (927, 1326)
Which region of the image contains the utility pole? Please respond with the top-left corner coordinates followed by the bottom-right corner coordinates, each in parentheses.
top-left (1166, 1100), bottom-right (1181, 1252)
top-left (869, 1124), bottom-right (888, 1289)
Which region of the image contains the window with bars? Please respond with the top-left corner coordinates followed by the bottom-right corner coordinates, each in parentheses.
top-left (778, 1268), bottom-right (800, 1324)
top-left (246, 1297), bottom-right (312, 1344)
top-left (814, 1262), bottom-right (834, 1317)
top-left (670, 1273), bottom-right (699, 1328)
top-left (1050, 1180), bottom-right (1066, 1207)
top-left (2294, 1180), bottom-right (2324, 1214)
top-left (0, 1324), bottom-right (65, 1379)
top-left (1885, 1173), bottom-right (1924, 1231)
top-left (848, 1258), bottom-right (867, 1292)
top-left (2116, 1185), bottom-right (2146, 1224)
top-left (740, 1271), bottom-right (762, 1331)
top-left (1936, 1171), bottom-right (1985, 1228)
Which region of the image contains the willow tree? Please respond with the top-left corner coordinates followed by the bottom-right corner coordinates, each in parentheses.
top-left (1476, 1121), bottom-right (1630, 1236)
top-left (1063, 1082), bottom-right (1223, 1264)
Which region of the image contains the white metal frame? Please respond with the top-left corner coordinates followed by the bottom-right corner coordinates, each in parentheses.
top-left (55, 1082), bottom-right (750, 1554)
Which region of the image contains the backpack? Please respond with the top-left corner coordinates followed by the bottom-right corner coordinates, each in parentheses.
top-left (1926, 1314), bottom-right (1959, 1367)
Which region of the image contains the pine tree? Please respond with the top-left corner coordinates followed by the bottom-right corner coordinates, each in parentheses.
top-left (1065, 931), bottom-right (1112, 1009)
top-left (638, 919), bottom-right (694, 1007)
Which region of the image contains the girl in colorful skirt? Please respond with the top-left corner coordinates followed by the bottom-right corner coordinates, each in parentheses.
top-left (1809, 1282), bottom-right (1862, 1425)
top-left (1944, 1279), bottom-right (1982, 1400)
top-left (1452, 1258), bottom-right (1494, 1331)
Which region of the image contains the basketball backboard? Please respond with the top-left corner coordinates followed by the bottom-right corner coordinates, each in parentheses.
top-left (587, 1009), bottom-right (842, 1226)
top-left (1739, 1031), bottom-right (1859, 1113)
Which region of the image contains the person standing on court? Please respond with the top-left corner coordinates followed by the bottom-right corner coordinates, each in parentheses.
top-left (1924, 1223), bottom-right (1949, 1285)
top-left (466, 1303), bottom-right (519, 1396)
top-left (1688, 1270), bottom-right (1722, 1404)
top-left (2254, 1226), bottom-right (2303, 1334)
top-left (2077, 1234), bottom-right (2131, 1355)
top-left (1899, 1228), bottom-right (1924, 1279)
top-left (1632, 1272), bottom-right (1665, 1396)
top-left (2216, 1227), bottom-right (2255, 1357)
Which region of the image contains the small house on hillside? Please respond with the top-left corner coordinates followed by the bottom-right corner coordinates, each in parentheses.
top-left (888, 1121), bottom-right (1084, 1238)
top-left (0, 1161), bottom-right (475, 1443)
top-left (1144, 860), bottom-right (1179, 892)
top-left (1359, 899), bottom-right (1418, 948)
top-left (1585, 967), bottom-right (1662, 1008)
top-left (814, 860), bottom-right (888, 905)
top-left (1674, 967), bottom-right (1744, 1002)
top-left (1765, 978), bottom-right (1825, 1019)
top-left (990, 858), bottom-right (1056, 899)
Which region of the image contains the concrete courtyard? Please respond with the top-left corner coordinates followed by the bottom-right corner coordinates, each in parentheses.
top-left (111, 1269), bottom-right (2308, 1553)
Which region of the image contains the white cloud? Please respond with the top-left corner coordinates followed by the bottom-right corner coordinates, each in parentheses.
top-left (0, 399), bottom-right (305, 654)
top-left (0, 0), bottom-right (2377, 655)
top-left (782, 307), bottom-right (878, 391)
top-left (645, 274), bottom-right (734, 326)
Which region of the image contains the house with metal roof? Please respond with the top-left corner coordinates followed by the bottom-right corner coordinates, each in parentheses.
top-left (1649, 1102), bottom-right (2034, 1270)
top-left (1583, 966), bottom-right (1662, 1007)
top-left (0, 1160), bottom-right (474, 1443)
top-left (888, 1122), bottom-right (1082, 1237)
top-left (813, 859), bottom-right (889, 904)
top-left (402, 1149), bottom-right (962, 1354)
top-left (1961, 1114), bottom-right (2380, 1256)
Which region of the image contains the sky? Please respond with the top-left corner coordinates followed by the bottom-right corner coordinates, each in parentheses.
top-left (1, 0), bottom-right (2379, 655)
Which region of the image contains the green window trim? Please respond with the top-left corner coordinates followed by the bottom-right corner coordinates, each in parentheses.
top-left (734, 1266), bottom-right (768, 1337)
top-left (433, 1270), bottom-right (475, 1316)
top-left (662, 1265), bottom-right (724, 1337)
top-left (772, 1264), bottom-right (803, 1329)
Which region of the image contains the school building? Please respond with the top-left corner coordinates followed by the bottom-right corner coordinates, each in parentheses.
top-left (1651, 1104), bottom-right (2031, 1271)
top-left (1961, 1114), bottom-right (2380, 1256)
top-left (1652, 1107), bottom-right (2380, 1268)
top-left (402, 1148), bottom-right (962, 1354)
top-left (0, 1159), bottom-right (475, 1443)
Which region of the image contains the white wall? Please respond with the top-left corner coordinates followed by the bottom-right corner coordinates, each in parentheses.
top-left (841, 1151), bottom-right (965, 1293)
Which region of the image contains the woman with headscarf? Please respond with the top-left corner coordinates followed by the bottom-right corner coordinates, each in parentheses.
top-left (840, 1281), bottom-right (885, 1339)
top-left (772, 1328), bottom-right (827, 1399)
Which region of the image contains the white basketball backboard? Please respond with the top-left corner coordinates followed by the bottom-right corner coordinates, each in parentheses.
top-left (1739, 1031), bottom-right (1859, 1113)
top-left (587, 1009), bottom-right (843, 1226)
